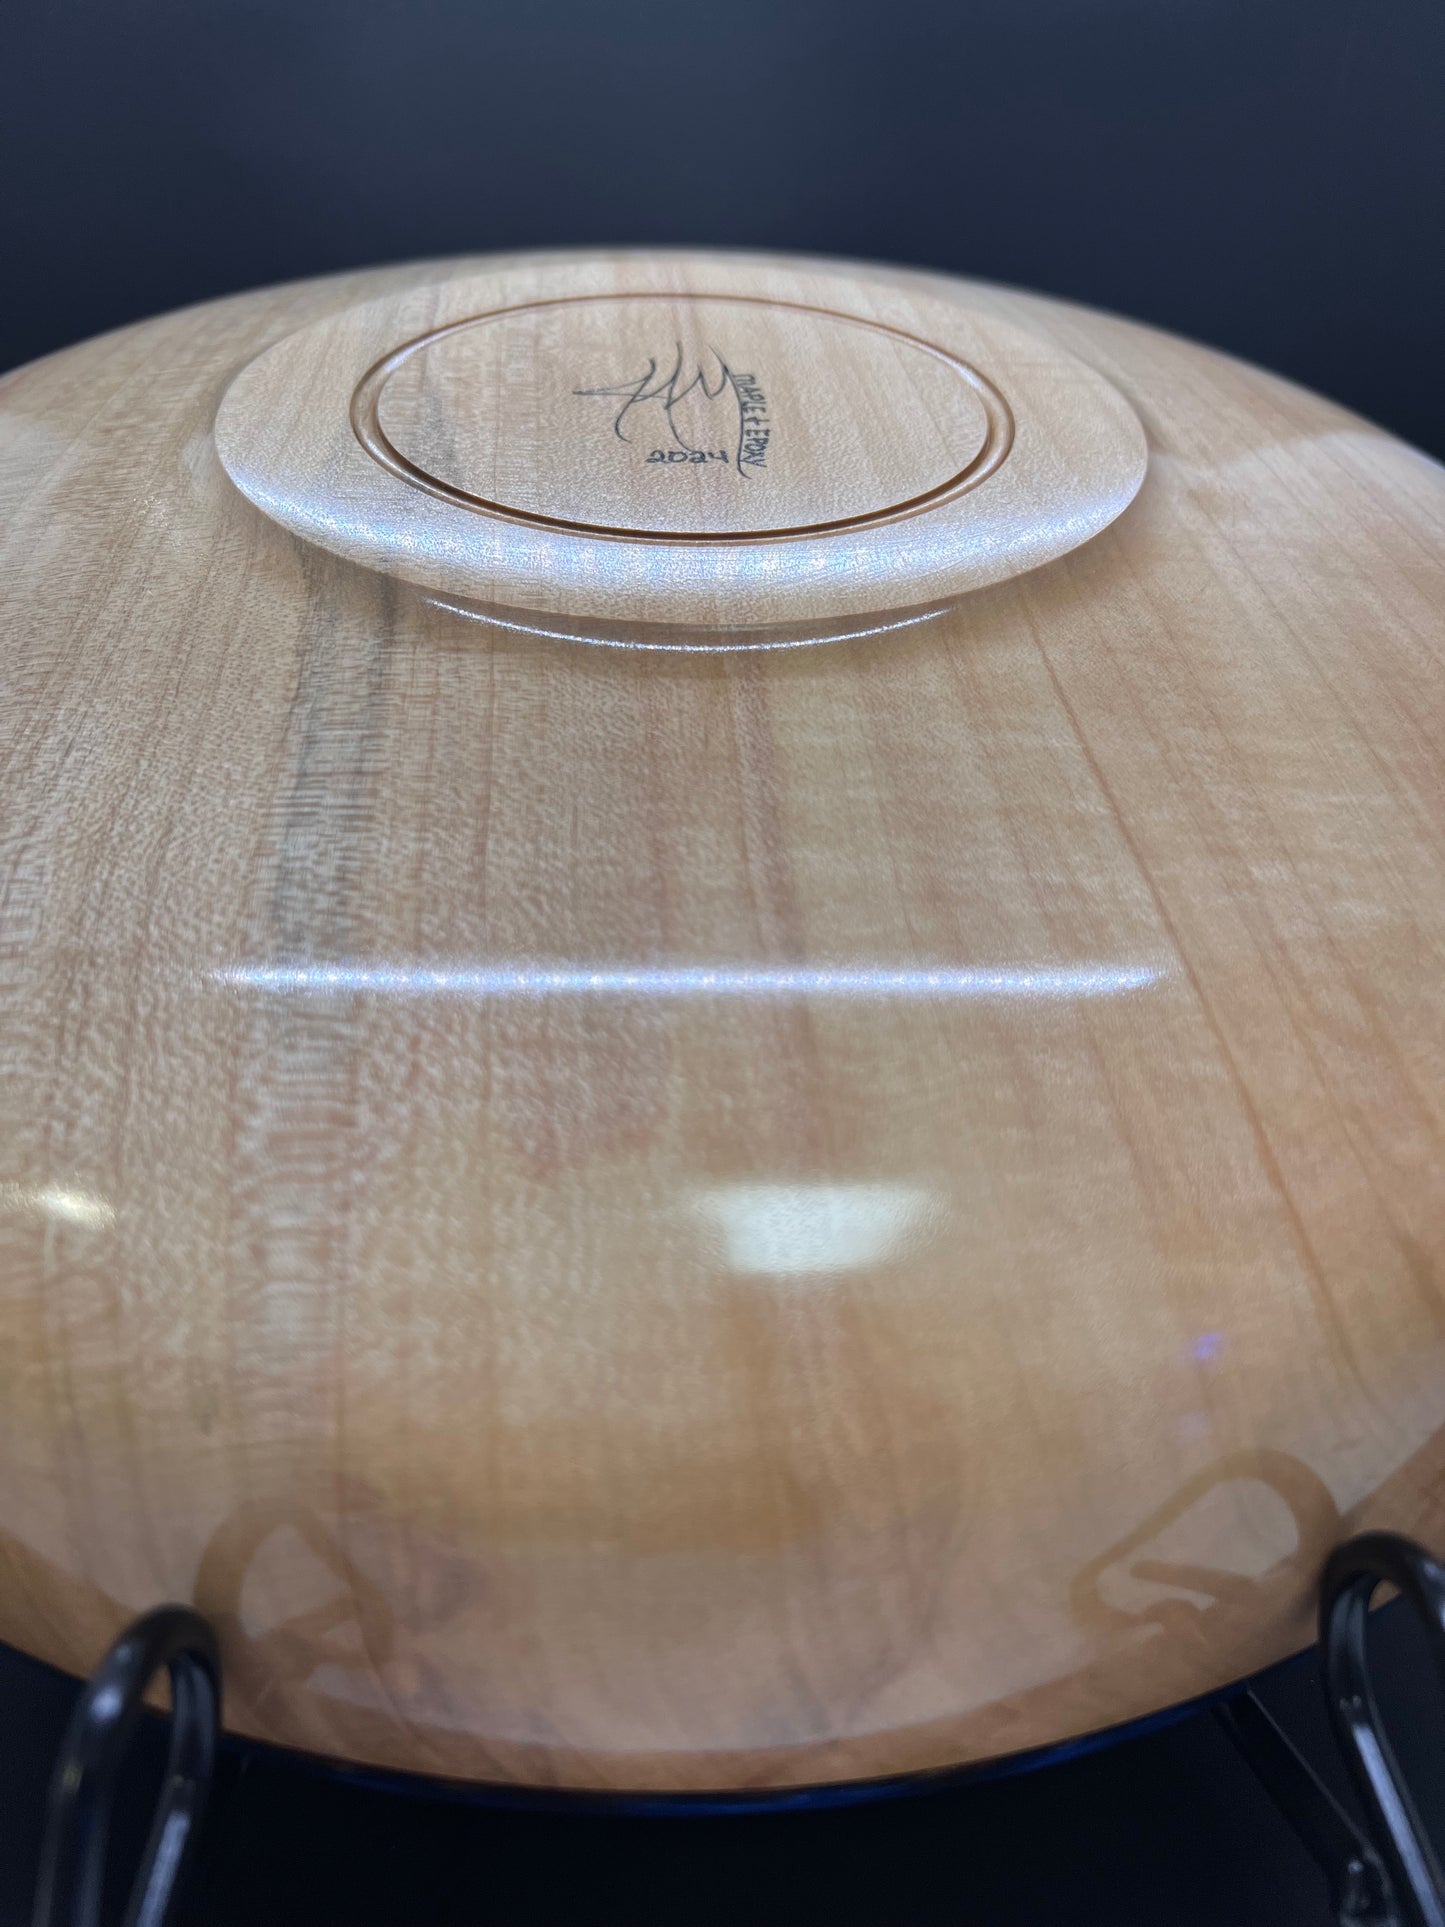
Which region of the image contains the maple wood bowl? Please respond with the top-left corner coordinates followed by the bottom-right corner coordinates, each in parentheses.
top-left (2, 250), bottom-right (1443, 1795)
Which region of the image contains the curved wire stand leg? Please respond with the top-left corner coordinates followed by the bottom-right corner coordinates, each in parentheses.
top-left (1321, 1533), bottom-right (1445, 1927)
top-left (1220, 1531), bottom-right (1445, 1927)
top-left (1218, 1688), bottom-right (1397, 1925)
top-left (32, 1605), bottom-right (220, 1927)
top-left (25, 1542), bottom-right (1445, 1925)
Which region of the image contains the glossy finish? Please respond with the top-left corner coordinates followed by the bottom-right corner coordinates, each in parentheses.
top-left (215, 255), bottom-right (1146, 636)
top-left (1, 252), bottom-right (1444, 1793)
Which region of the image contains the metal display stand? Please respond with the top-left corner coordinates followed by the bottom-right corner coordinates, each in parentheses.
top-left (28, 1535), bottom-right (1445, 1927)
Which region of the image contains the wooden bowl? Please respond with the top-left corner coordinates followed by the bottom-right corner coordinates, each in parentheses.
top-left (2, 250), bottom-right (1443, 1794)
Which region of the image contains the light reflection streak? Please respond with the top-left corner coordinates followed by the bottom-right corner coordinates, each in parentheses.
top-left (0, 1182), bottom-right (115, 1229)
top-left (212, 962), bottom-right (1161, 1000)
top-left (427, 596), bottom-right (949, 653)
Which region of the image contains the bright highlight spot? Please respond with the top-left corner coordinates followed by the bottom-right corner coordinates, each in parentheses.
top-left (692, 1183), bottom-right (940, 1276)
top-left (0, 1183), bottom-right (116, 1230)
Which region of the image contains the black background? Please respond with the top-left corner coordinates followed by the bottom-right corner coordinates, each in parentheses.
top-left (3, 0), bottom-right (1444, 456)
top-left (2, 1), bottom-right (1444, 1920)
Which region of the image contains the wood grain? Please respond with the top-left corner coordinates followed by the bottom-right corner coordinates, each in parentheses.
top-left (214, 256), bottom-right (1146, 636)
top-left (1, 251), bottom-right (1444, 1793)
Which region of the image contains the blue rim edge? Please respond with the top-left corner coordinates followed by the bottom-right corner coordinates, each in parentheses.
top-left (221, 1672), bottom-right (1269, 1817)
top-left (5, 1634), bottom-right (1288, 1817)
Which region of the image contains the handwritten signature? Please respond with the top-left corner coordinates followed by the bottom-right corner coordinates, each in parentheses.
top-left (575, 345), bottom-right (770, 477)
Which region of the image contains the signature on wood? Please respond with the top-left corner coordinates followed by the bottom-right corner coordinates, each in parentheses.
top-left (575, 344), bottom-right (771, 477)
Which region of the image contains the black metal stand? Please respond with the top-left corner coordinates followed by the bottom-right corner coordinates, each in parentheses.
top-left (1323, 1535), bottom-right (1445, 1927)
top-left (29, 1535), bottom-right (1445, 1926)
top-left (1218, 1690), bottom-right (1397, 1924)
top-left (31, 1605), bottom-right (219, 1927)
top-left (1220, 1532), bottom-right (1445, 1927)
